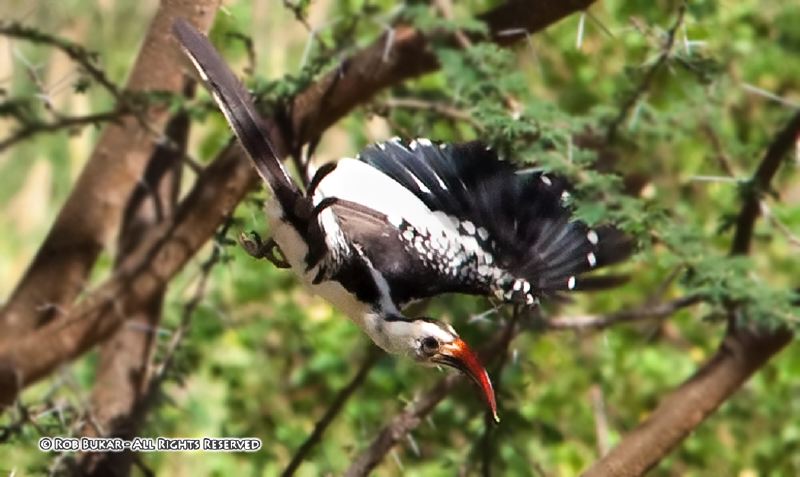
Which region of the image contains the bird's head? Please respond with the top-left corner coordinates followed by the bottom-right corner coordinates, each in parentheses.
top-left (369, 315), bottom-right (498, 422)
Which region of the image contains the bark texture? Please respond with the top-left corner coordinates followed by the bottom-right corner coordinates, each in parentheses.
top-left (0, 0), bottom-right (219, 336)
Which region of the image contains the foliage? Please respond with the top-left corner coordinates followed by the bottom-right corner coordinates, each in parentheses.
top-left (1, 0), bottom-right (799, 476)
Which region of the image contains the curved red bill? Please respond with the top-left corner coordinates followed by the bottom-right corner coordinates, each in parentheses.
top-left (438, 338), bottom-right (499, 423)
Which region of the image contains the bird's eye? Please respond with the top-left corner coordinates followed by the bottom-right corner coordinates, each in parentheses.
top-left (420, 336), bottom-right (440, 355)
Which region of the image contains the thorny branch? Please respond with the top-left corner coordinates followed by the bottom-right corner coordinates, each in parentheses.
top-left (606, 3), bottom-right (686, 142)
top-left (78, 103), bottom-right (188, 477)
top-left (543, 295), bottom-right (701, 332)
top-left (342, 290), bottom-right (699, 475)
top-left (3, 2), bottom-right (793, 475)
top-left (0, 0), bottom-right (219, 339)
top-left (145, 220), bottom-right (233, 401)
top-left (760, 201), bottom-right (800, 249)
top-left (730, 110), bottom-right (800, 255)
top-left (0, 109), bottom-right (127, 152)
top-left (0, 0), bottom-right (597, 407)
top-left (589, 385), bottom-right (611, 457)
top-left (381, 97), bottom-right (482, 130)
top-left (281, 347), bottom-right (381, 477)
top-left (343, 312), bottom-right (527, 477)
top-left (583, 109), bottom-right (800, 477)
top-left (479, 308), bottom-right (520, 477)
top-left (0, 20), bottom-right (124, 101)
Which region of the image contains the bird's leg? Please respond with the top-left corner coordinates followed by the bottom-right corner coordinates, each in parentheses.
top-left (239, 231), bottom-right (291, 269)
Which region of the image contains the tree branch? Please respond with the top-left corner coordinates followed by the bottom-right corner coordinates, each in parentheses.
top-left (0, 0), bottom-right (597, 409)
top-left (543, 295), bottom-right (701, 332)
top-left (77, 102), bottom-right (188, 477)
top-left (583, 110), bottom-right (800, 477)
top-left (479, 308), bottom-right (520, 477)
top-left (343, 323), bottom-right (518, 477)
top-left (0, 109), bottom-right (128, 152)
top-left (0, 20), bottom-right (125, 102)
top-left (381, 97), bottom-right (482, 130)
top-left (583, 327), bottom-right (791, 477)
top-left (606, 4), bottom-right (686, 142)
top-left (281, 347), bottom-right (380, 477)
top-left (730, 110), bottom-right (800, 255)
top-left (0, 0), bottom-right (220, 337)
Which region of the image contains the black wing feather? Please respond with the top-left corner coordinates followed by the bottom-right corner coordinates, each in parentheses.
top-left (359, 139), bottom-right (630, 299)
top-left (331, 200), bottom-right (490, 306)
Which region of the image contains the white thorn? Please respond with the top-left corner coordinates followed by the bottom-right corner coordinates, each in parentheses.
top-left (576, 12), bottom-right (586, 50)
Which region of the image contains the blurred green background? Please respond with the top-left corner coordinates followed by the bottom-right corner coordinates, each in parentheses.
top-left (1, 0), bottom-right (799, 475)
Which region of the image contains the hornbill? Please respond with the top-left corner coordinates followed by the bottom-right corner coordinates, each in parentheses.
top-left (172, 19), bottom-right (629, 422)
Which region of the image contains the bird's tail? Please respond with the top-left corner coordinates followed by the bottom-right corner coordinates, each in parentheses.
top-left (172, 19), bottom-right (301, 212)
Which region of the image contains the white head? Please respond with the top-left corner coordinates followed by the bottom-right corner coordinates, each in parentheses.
top-left (363, 313), bottom-right (498, 422)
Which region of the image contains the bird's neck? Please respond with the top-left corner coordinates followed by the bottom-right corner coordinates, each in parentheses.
top-left (361, 312), bottom-right (416, 357)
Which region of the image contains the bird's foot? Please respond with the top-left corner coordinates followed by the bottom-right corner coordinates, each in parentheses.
top-left (239, 231), bottom-right (291, 268)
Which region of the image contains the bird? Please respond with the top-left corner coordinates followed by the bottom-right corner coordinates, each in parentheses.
top-left (172, 19), bottom-right (629, 423)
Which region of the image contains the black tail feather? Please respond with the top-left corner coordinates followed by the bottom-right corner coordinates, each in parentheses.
top-left (172, 19), bottom-right (302, 217)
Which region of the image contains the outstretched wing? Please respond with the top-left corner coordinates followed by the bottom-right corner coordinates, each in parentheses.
top-left (348, 138), bottom-right (630, 305)
top-left (324, 197), bottom-right (496, 306)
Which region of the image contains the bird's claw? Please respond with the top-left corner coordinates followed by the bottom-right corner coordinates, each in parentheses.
top-left (239, 231), bottom-right (291, 269)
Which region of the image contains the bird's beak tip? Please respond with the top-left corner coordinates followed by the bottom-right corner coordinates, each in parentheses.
top-left (441, 338), bottom-right (498, 423)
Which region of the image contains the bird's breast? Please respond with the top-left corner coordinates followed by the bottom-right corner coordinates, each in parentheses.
top-left (265, 200), bottom-right (374, 329)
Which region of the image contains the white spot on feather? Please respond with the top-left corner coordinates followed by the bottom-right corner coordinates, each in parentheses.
top-left (587, 230), bottom-right (599, 245)
top-left (461, 221), bottom-right (476, 235)
top-left (541, 175), bottom-right (552, 186)
top-left (567, 276), bottom-right (576, 290)
top-left (587, 252), bottom-right (597, 267)
top-left (432, 173), bottom-right (448, 191)
top-left (410, 173), bottom-right (431, 193)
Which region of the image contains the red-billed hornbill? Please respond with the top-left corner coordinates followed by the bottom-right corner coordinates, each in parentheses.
top-left (173, 20), bottom-right (628, 422)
